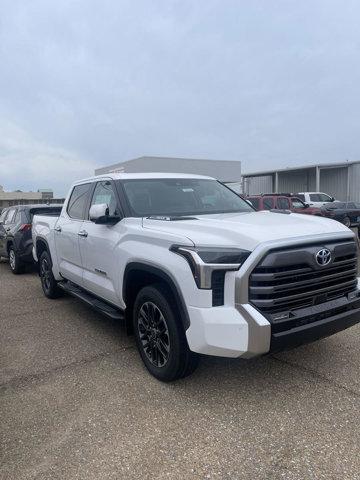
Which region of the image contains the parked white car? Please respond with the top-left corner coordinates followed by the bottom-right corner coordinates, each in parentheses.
top-left (32, 173), bottom-right (360, 381)
top-left (296, 192), bottom-right (337, 207)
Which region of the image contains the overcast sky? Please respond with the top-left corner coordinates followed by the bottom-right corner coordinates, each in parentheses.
top-left (1, 0), bottom-right (360, 196)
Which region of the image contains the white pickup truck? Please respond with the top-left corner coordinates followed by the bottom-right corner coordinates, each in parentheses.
top-left (296, 192), bottom-right (337, 207)
top-left (32, 173), bottom-right (360, 381)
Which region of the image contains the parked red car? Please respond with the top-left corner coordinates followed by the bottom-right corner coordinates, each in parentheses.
top-left (247, 194), bottom-right (325, 216)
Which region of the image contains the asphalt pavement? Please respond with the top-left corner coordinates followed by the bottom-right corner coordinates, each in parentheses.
top-left (1, 260), bottom-right (359, 480)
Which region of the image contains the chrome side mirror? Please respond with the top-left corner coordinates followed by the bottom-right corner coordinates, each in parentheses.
top-left (89, 203), bottom-right (108, 222)
top-left (89, 204), bottom-right (120, 224)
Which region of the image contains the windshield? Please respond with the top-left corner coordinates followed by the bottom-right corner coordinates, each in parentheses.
top-left (291, 198), bottom-right (306, 208)
top-left (248, 198), bottom-right (260, 209)
top-left (120, 179), bottom-right (254, 217)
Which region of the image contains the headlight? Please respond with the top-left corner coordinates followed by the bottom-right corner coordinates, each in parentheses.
top-left (170, 245), bottom-right (251, 289)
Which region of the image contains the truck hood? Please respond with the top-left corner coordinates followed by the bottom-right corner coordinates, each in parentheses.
top-left (142, 211), bottom-right (351, 251)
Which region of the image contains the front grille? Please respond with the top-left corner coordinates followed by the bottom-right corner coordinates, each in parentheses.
top-left (249, 239), bottom-right (358, 315)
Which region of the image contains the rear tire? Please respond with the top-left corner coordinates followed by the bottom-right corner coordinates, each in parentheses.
top-left (9, 246), bottom-right (24, 274)
top-left (39, 250), bottom-right (63, 299)
top-left (133, 284), bottom-right (199, 382)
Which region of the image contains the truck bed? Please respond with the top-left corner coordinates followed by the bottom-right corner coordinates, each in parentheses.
top-left (31, 214), bottom-right (60, 262)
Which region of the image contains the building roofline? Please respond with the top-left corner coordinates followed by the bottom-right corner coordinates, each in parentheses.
top-left (242, 160), bottom-right (360, 177)
top-left (134, 156), bottom-right (240, 163)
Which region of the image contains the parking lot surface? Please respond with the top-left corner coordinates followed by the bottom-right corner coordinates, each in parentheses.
top-left (1, 261), bottom-right (360, 480)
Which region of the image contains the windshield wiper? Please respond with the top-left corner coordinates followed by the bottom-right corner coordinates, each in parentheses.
top-left (146, 215), bottom-right (198, 221)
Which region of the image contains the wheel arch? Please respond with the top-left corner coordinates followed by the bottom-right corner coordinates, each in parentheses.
top-left (123, 262), bottom-right (190, 332)
top-left (36, 237), bottom-right (51, 260)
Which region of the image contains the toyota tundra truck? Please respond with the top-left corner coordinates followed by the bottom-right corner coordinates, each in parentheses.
top-left (32, 173), bottom-right (360, 381)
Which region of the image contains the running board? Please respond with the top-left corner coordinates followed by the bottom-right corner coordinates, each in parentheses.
top-left (58, 281), bottom-right (124, 321)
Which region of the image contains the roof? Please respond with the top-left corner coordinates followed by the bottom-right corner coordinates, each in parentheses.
top-left (75, 172), bottom-right (215, 185)
top-left (297, 191), bottom-right (330, 194)
top-left (242, 160), bottom-right (360, 177)
top-left (248, 193), bottom-right (295, 197)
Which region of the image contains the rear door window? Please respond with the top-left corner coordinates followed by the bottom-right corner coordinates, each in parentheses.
top-left (309, 193), bottom-right (332, 202)
top-left (4, 208), bottom-right (16, 224)
top-left (67, 184), bottom-right (92, 220)
top-left (263, 197), bottom-right (274, 210)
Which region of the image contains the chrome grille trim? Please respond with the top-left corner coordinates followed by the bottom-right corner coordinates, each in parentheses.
top-left (248, 240), bottom-right (358, 314)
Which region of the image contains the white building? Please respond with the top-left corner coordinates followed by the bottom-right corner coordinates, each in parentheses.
top-left (242, 161), bottom-right (360, 202)
top-left (0, 187), bottom-right (63, 209)
top-left (95, 156), bottom-right (242, 185)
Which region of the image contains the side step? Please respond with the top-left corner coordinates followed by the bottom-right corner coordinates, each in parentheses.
top-left (58, 281), bottom-right (124, 321)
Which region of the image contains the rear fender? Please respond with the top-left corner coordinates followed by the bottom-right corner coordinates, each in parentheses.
top-left (35, 235), bottom-right (62, 281)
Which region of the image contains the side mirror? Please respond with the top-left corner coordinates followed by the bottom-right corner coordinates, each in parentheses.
top-left (304, 203), bottom-right (310, 208)
top-left (89, 203), bottom-right (108, 222)
top-left (330, 197), bottom-right (335, 202)
top-left (89, 204), bottom-right (120, 224)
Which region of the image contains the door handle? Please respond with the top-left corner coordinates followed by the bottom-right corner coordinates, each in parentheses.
top-left (78, 230), bottom-right (88, 237)
top-left (54, 226), bottom-right (62, 232)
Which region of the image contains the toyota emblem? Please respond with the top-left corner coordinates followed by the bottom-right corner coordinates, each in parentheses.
top-left (315, 248), bottom-right (331, 266)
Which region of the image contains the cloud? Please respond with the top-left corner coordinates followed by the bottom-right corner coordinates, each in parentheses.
top-left (1, 0), bottom-right (360, 192)
top-left (0, 120), bottom-right (96, 196)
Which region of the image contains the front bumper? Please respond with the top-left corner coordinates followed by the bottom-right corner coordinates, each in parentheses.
top-left (185, 297), bottom-right (360, 358)
top-left (269, 297), bottom-right (360, 353)
top-left (185, 305), bottom-right (252, 358)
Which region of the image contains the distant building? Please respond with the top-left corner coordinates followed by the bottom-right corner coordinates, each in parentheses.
top-left (95, 156), bottom-right (242, 183)
top-left (0, 188), bottom-right (63, 209)
top-left (38, 188), bottom-right (54, 200)
top-left (242, 161), bottom-right (360, 202)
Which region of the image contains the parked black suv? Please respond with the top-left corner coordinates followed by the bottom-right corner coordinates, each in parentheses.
top-left (321, 201), bottom-right (360, 228)
top-left (0, 204), bottom-right (62, 273)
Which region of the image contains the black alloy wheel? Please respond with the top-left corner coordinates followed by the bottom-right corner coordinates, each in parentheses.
top-left (133, 285), bottom-right (199, 382)
top-left (8, 246), bottom-right (24, 274)
top-left (39, 250), bottom-right (62, 298)
top-left (137, 301), bottom-right (170, 368)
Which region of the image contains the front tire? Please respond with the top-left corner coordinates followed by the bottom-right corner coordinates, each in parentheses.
top-left (39, 250), bottom-right (62, 299)
top-left (9, 246), bottom-right (24, 274)
top-left (133, 285), bottom-right (199, 382)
